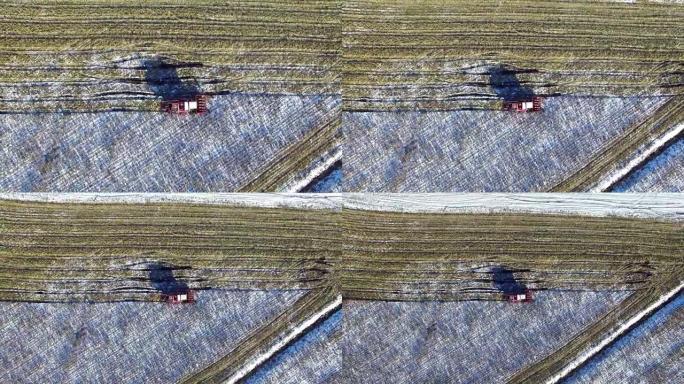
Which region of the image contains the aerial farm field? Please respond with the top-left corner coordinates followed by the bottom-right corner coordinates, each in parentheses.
top-left (341, 0), bottom-right (683, 192)
top-left (1, 1), bottom-right (682, 193)
top-left (0, 94), bottom-right (340, 192)
top-left (0, 0), bottom-right (682, 383)
top-left (340, 291), bottom-right (631, 383)
top-left (566, 293), bottom-right (684, 384)
top-left (2, 196), bottom-right (682, 302)
top-left (343, 96), bottom-right (674, 192)
top-left (0, 0), bottom-right (342, 193)
top-left (0, 194), bottom-right (681, 383)
top-left (0, 289), bottom-right (308, 383)
top-left (342, 0), bottom-right (682, 111)
top-left (0, 0), bottom-right (340, 112)
top-left (612, 136), bottom-right (684, 192)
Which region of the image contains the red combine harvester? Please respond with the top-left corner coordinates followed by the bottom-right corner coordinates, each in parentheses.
top-left (162, 290), bottom-right (195, 304)
top-left (161, 95), bottom-right (208, 115)
top-left (503, 96), bottom-right (542, 112)
top-left (505, 290), bottom-right (533, 303)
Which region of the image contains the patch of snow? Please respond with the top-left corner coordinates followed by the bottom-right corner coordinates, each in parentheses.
top-left (612, 135), bottom-right (684, 192)
top-left (284, 148), bottom-right (342, 193)
top-left (2, 193), bottom-right (682, 221)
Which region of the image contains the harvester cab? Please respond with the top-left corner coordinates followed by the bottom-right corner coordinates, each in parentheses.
top-left (505, 289), bottom-right (533, 303)
top-left (162, 290), bottom-right (195, 304)
top-left (502, 96), bottom-right (542, 112)
top-left (161, 95), bottom-right (208, 115)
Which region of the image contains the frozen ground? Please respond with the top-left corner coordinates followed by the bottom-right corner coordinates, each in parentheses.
top-left (566, 293), bottom-right (683, 384)
top-left (246, 309), bottom-right (342, 384)
top-left (0, 94), bottom-right (339, 192)
top-left (338, 291), bottom-right (630, 383)
top-left (2, 193), bottom-right (683, 220)
top-left (0, 289), bottom-right (306, 384)
top-left (343, 96), bottom-right (668, 192)
top-left (612, 136), bottom-right (684, 192)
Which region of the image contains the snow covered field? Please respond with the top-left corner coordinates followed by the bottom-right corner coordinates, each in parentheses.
top-left (343, 96), bottom-right (669, 191)
top-left (4, 193), bottom-right (681, 220)
top-left (339, 291), bottom-right (630, 383)
top-left (566, 293), bottom-right (683, 384)
top-left (246, 309), bottom-right (342, 384)
top-left (0, 289), bottom-right (307, 384)
top-left (0, 94), bottom-right (339, 192)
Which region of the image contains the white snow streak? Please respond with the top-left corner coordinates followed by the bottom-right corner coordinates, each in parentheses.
top-left (285, 148), bottom-right (342, 193)
top-left (1, 193), bottom-right (683, 220)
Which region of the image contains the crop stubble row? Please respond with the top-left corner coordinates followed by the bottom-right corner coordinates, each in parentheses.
top-left (0, 0), bottom-right (341, 111)
top-left (1, 200), bottom-right (681, 302)
top-left (342, 0), bottom-right (683, 110)
top-left (0, 1), bottom-right (682, 111)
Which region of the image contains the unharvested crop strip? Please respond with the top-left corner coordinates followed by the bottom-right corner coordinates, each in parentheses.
top-left (0, 0), bottom-right (342, 110)
top-left (0, 200), bottom-right (340, 301)
top-left (342, 0), bottom-right (683, 110)
top-left (338, 209), bottom-right (683, 301)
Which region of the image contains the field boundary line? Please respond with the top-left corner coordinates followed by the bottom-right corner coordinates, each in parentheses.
top-left (593, 122), bottom-right (684, 192)
top-left (545, 279), bottom-right (684, 384)
top-left (284, 146), bottom-right (341, 192)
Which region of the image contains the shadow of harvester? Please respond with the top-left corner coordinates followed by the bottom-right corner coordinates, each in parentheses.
top-left (143, 57), bottom-right (203, 101)
top-left (492, 266), bottom-right (528, 296)
top-left (148, 262), bottom-right (190, 295)
top-left (488, 65), bottom-right (536, 102)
